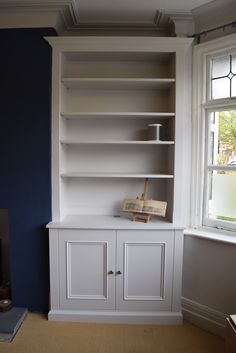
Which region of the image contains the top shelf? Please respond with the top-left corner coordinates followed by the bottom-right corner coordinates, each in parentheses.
top-left (61, 78), bottom-right (175, 90)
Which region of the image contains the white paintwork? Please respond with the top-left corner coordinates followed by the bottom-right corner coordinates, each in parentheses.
top-left (1, 0), bottom-right (235, 39)
top-left (48, 309), bottom-right (183, 324)
top-left (191, 32), bottom-right (236, 229)
top-left (60, 140), bottom-right (175, 145)
top-left (58, 229), bottom-right (116, 310)
top-left (47, 214), bottom-right (184, 230)
top-left (193, 0), bottom-right (236, 35)
top-left (182, 232), bottom-right (236, 336)
top-left (46, 36), bottom-right (193, 223)
top-left (60, 173), bottom-right (174, 178)
top-left (47, 36), bottom-right (191, 324)
top-left (76, 0), bottom-right (211, 24)
top-left (62, 78), bottom-right (176, 90)
top-left (0, 0), bottom-right (212, 36)
top-left (116, 230), bottom-right (174, 311)
top-left (48, 228), bottom-right (183, 323)
top-left (61, 112), bottom-right (175, 119)
top-left (182, 297), bottom-right (226, 338)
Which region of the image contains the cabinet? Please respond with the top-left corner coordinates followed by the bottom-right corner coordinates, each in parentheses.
top-left (46, 36), bottom-right (193, 324)
top-left (49, 227), bottom-right (182, 323)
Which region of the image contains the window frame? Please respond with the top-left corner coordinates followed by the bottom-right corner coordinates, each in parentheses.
top-left (191, 33), bottom-right (236, 232)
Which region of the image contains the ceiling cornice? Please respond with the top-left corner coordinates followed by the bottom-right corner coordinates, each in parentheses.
top-left (0, 0), bottom-right (79, 33)
top-left (157, 10), bottom-right (194, 37)
top-left (0, 0), bottom-right (194, 36)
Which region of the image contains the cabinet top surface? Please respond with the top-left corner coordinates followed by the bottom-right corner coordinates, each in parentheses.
top-left (47, 215), bottom-right (184, 230)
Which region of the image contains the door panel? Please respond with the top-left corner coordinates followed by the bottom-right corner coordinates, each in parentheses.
top-left (59, 229), bottom-right (115, 310)
top-left (116, 230), bottom-right (174, 311)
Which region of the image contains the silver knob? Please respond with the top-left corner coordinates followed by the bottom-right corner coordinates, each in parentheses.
top-left (116, 270), bottom-right (122, 275)
top-left (108, 270), bottom-right (114, 275)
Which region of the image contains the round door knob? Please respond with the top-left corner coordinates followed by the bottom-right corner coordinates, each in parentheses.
top-left (108, 270), bottom-right (114, 275)
top-left (116, 270), bottom-right (122, 275)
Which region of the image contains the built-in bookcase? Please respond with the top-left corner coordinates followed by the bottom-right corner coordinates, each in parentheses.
top-left (46, 36), bottom-right (193, 325)
top-left (47, 37), bottom-right (192, 226)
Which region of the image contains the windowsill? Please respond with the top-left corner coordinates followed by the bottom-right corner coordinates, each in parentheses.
top-left (184, 227), bottom-right (236, 245)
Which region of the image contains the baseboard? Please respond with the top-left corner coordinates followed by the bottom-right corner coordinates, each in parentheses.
top-left (48, 309), bottom-right (183, 325)
top-left (182, 297), bottom-right (226, 337)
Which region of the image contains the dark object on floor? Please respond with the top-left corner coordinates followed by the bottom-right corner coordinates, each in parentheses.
top-left (0, 299), bottom-right (12, 312)
top-left (0, 307), bottom-right (28, 342)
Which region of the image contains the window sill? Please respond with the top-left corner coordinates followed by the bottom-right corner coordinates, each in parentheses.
top-left (184, 227), bottom-right (236, 245)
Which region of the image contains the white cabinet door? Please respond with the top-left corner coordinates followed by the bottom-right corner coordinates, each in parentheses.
top-left (116, 230), bottom-right (174, 311)
top-left (58, 229), bottom-right (116, 310)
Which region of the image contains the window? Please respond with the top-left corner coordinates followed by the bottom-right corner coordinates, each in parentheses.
top-left (210, 54), bottom-right (236, 99)
top-left (192, 34), bottom-right (236, 232)
top-left (204, 110), bottom-right (236, 229)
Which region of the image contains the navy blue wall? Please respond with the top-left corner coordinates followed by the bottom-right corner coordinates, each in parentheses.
top-left (0, 28), bottom-right (56, 312)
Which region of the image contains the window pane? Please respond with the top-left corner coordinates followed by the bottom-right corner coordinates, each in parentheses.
top-left (209, 110), bottom-right (236, 166)
top-left (212, 77), bottom-right (230, 99)
top-left (232, 54), bottom-right (236, 74)
top-left (207, 171), bottom-right (236, 222)
top-left (232, 76), bottom-right (236, 97)
top-left (212, 56), bottom-right (230, 78)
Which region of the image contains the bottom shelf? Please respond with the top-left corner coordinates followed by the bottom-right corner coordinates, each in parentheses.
top-left (47, 214), bottom-right (183, 230)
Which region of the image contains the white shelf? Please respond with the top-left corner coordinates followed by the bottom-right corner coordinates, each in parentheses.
top-left (61, 78), bottom-right (175, 90)
top-left (60, 172), bottom-right (174, 179)
top-left (60, 140), bottom-right (175, 145)
top-left (61, 112), bottom-right (175, 119)
top-left (47, 214), bottom-right (182, 230)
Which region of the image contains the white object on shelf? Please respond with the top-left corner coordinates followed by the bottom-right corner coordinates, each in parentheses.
top-left (148, 124), bottom-right (162, 141)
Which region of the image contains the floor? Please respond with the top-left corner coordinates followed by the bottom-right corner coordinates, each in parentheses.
top-left (0, 313), bottom-right (225, 353)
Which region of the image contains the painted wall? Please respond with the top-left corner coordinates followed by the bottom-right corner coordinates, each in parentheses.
top-left (182, 234), bottom-right (236, 335)
top-left (183, 235), bottom-right (236, 312)
top-left (0, 28), bottom-right (56, 312)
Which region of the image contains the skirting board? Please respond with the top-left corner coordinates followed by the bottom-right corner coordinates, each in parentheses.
top-left (48, 310), bottom-right (183, 325)
top-left (182, 297), bottom-right (226, 338)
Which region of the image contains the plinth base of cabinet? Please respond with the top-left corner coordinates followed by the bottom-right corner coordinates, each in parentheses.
top-left (48, 310), bottom-right (183, 325)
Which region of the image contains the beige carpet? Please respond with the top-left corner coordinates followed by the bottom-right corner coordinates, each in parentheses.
top-left (0, 313), bottom-right (225, 353)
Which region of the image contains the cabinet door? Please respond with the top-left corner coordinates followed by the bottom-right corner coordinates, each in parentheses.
top-left (116, 230), bottom-right (174, 311)
top-left (58, 229), bottom-right (116, 310)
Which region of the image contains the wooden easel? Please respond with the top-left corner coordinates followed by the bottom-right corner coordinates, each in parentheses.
top-left (132, 178), bottom-right (152, 223)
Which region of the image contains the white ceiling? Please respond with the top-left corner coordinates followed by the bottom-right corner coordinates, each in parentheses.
top-left (76, 0), bottom-right (214, 24)
top-left (0, 0), bottom-right (235, 36)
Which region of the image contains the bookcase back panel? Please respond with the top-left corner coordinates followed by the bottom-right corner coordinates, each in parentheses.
top-left (61, 145), bottom-right (174, 175)
top-left (62, 89), bottom-right (174, 113)
top-left (62, 52), bottom-right (176, 79)
top-left (61, 117), bottom-right (174, 142)
top-left (61, 178), bottom-right (172, 216)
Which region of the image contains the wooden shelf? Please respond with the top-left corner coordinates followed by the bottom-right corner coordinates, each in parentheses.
top-left (60, 140), bottom-right (175, 145)
top-left (61, 78), bottom-right (176, 90)
top-left (61, 112), bottom-right (175, 119)
top-left (60, 172), bottom-right (174, 179)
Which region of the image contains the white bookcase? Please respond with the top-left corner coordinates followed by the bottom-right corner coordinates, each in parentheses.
top-left (46, 36), bottom-right (193, 324)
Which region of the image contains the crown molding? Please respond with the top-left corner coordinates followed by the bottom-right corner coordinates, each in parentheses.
top-left (0, 1), bottom-right (194, 37)
top-left (159, 10), bottom-right (194, 37)
top-left (0, 0), bottom-right (79, 33)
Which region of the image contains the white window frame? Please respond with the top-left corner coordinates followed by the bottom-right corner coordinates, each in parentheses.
top-left (191, 33), bottom-right (236, 232)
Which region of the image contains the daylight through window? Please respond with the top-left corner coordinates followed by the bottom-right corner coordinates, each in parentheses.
top-left (205, 110), bottom-right (236, 225)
